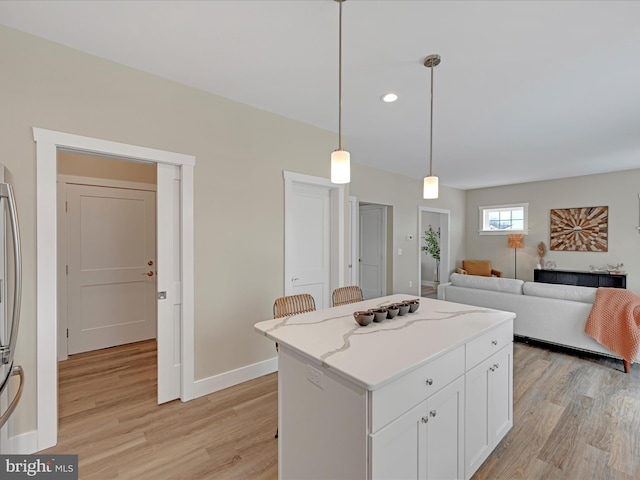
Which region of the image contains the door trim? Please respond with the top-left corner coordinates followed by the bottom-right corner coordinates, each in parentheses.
top-left (34, 127), bottom-right (196, 451)
top-left (417, 206), bottom-right (451, 291)
top-left (348, 196), bottom-right (358, 286)
top-left (283, 171), bottom-right (345, 306)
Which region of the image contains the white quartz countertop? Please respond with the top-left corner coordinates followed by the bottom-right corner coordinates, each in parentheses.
top-left (255, 294), bottom-right (515, 391)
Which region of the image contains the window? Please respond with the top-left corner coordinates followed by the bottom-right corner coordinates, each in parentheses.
top-left (479, 203), bottom-right (528, 235)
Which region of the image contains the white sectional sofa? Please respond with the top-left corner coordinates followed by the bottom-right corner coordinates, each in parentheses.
top-left (438, 273), bottom-right (638, 363)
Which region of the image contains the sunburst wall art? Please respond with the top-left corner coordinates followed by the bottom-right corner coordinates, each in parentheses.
top-left (550, 206), bottom-right (608, 252)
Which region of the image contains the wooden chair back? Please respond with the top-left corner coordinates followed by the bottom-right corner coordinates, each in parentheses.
top-left (458, 260), bottom-right (502, 277)
top-left (272, 293), bottom-right (316, 439)
top-left (332, 286), bottom-right (364, 307)
top-left (273, 294), bottom-right (316, 319)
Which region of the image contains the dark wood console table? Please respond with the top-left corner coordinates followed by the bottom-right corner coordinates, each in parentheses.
top-left (534, 269), bottom-right (626, 289)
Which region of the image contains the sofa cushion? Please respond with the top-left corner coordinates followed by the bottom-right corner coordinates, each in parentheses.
top-left (450, 272), bottom-right (524, 294)
top-left (523, 282), bottom-right (596, 304)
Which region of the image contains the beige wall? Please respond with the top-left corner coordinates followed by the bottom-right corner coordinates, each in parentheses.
top-left (0, 24), bottom-right (334, 437)
top-left (0, 25), bottom-right (467, 440)
top-left (350, 164), bottom-right (467, 294)
top-left (58, 150), bottom-right (156, 184)
top-left (464, 170), bottom-right (640, 292)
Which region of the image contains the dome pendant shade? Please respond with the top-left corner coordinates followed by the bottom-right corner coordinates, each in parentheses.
top-left (331, 150), bottom-right (351, 184)
top-left (423, 176), bottom-right (439, 199)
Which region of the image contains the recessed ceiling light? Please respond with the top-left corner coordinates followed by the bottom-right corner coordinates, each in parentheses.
top-left (381, 93), bottom-right (398, 103)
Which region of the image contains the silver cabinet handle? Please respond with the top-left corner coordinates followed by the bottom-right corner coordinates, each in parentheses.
top-left (425, 378), bottom-right (433, 386)
top-left (291, 277), bottom-right (300, 282)
top-left (430, 410), bottom-right (437, 417)
top-left (491, 340), bottom-right (498, 346)
top-left (421, 416), bottom-right (429, 424)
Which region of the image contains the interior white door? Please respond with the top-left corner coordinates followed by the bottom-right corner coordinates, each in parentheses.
top-left (66, 184), bottom-right (156, 355)
top-left (156, 163), bottom-right (182, 404)
top-left (359, 204), bottom-right (386, 300)
top-left (288, 183), bottom-right (331, 309)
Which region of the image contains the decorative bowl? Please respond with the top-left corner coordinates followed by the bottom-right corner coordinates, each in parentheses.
top-left (386, 306), bottom-right (399, 319)
top-left (371, 308), bottom-right (388, 323)
top-left (408, 299), bottom-right (420, 313)
top-left (397, 302), bottom-right (410, 316)
top-left (353, 311), bottom-right (374, 326)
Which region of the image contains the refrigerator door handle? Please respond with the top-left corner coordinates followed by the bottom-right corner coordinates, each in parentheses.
top-left (0, 364), bottom-right (24, 428)
top-left (0, 183), bottom-right (21, 368)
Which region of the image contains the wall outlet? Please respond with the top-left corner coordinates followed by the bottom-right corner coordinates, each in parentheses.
top-left (307, 365), bottom-right (324, 389)
top-left (409, 281), bottom-right (413, 288)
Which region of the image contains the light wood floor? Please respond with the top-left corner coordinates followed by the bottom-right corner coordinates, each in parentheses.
top-left (41, 338), bottom-right (640, 479)
top-left (421, 284), bottom-right (437, 298)
top-left (40, 340), bottom-right (278, 479)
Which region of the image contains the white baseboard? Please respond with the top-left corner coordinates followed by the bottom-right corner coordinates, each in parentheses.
top-left (3, 429), bottom-right (38, 454)
top-left (193, 356), bottom-right (278, 399)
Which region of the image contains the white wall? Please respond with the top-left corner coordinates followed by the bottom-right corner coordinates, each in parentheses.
top-left (464, 169), bottom-right (640, 292)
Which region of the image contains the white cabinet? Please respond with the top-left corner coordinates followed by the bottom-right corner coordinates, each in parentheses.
top-left (370, 400), bottom-right (425, 480)
top-left (255, 295), bottom-right (515, 480)
top-left (371, 376), bottom-right (465, 480)
top-left (426, 376), bottom-right (465, 480)
top-left (465, 343), bottom-right (513, 479)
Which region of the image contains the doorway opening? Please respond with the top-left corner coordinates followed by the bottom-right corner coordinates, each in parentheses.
top-left (418, 206), bottom-right (450, 298)
top-left (283, 171), bottom-right (345, 309)
top-left (35, 128), bottom-right (195, 451)
top-left (57, 150), bottom-right (158, 360)
top-left (358, 202), bottom-right (391, 300)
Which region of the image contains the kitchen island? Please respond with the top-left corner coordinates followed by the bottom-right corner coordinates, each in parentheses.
top-left (255, 294), bottom-right (515, 480)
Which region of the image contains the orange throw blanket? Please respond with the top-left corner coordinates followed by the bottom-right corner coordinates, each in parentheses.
top-left (585, 287), bottom-right (640, 363)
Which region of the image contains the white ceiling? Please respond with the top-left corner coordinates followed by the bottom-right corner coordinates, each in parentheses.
top-left (2, 0), bottom-right (640, 190)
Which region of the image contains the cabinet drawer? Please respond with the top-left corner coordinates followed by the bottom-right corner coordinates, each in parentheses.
top-left (466, 321), bottom-right (513, 370)
top-left (371, 345), bottom-right (464, 433)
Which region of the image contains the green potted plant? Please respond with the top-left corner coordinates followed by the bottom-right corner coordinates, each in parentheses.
top-left (422, 225), bottom-right (441, 285)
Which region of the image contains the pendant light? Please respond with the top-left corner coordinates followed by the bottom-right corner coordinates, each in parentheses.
top-left (331, 0), bottom-right (350, 184)
top-left (423, 54), bottom-right (441, 199)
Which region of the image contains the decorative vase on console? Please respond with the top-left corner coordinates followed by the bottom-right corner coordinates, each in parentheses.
top-left (537, 241), bottom-right (547, 270)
